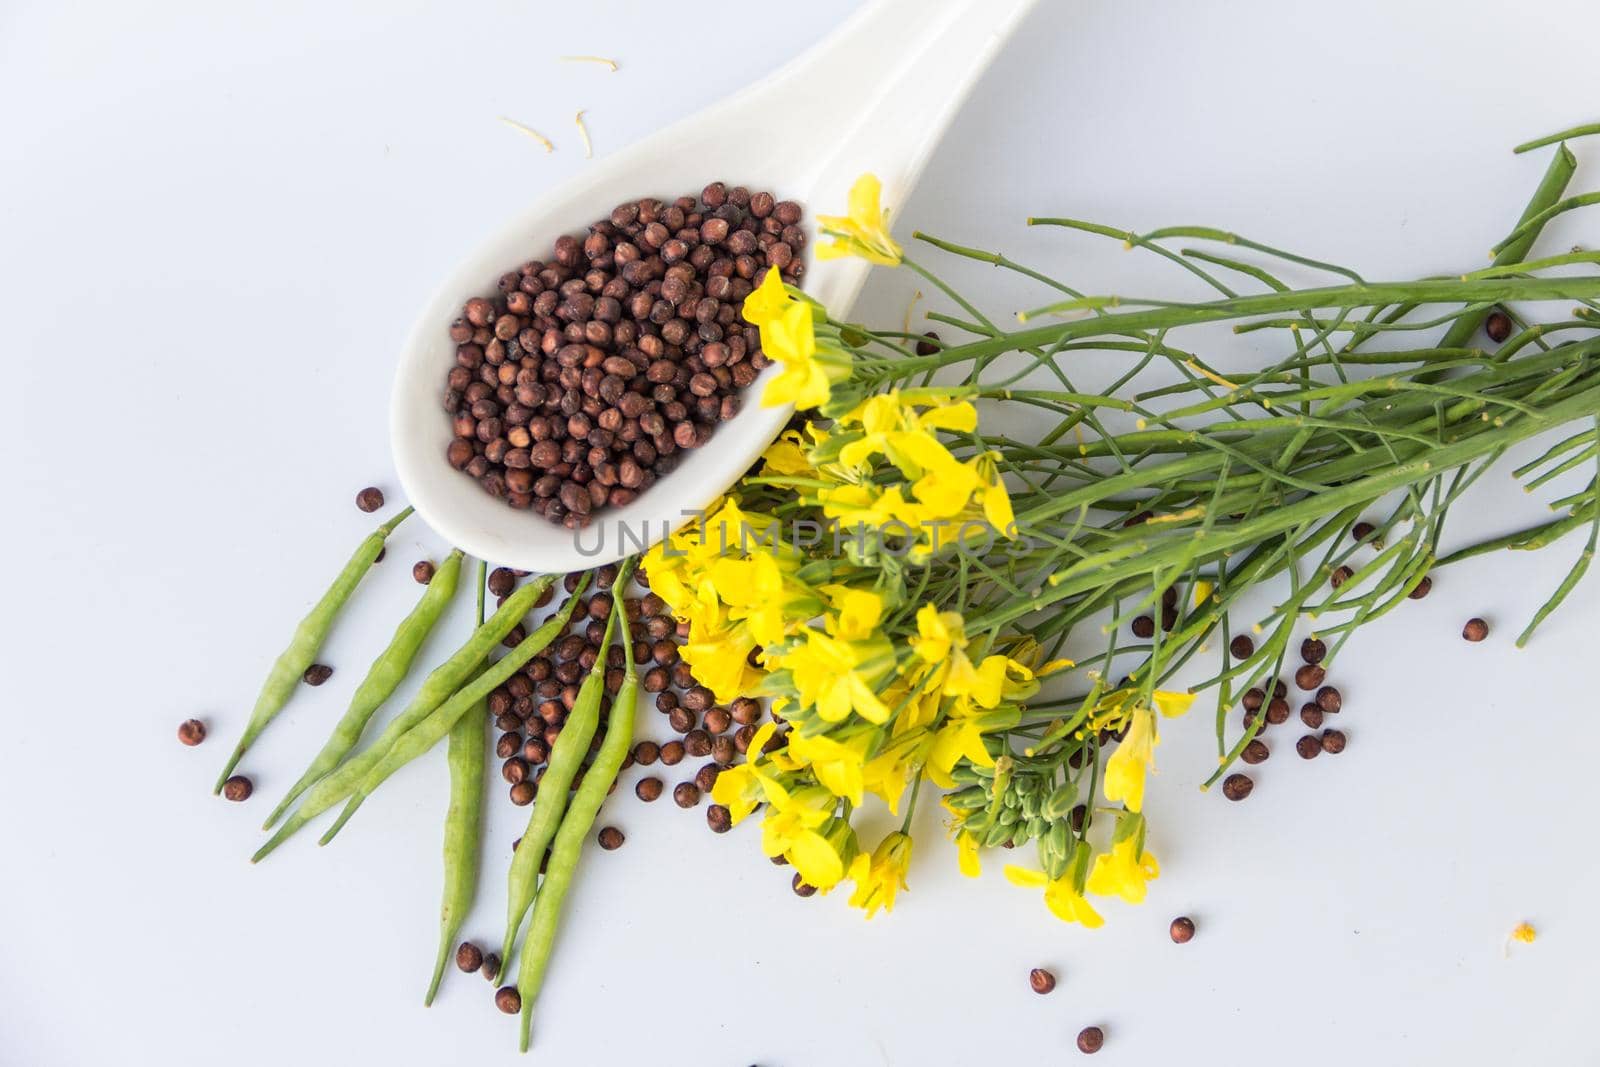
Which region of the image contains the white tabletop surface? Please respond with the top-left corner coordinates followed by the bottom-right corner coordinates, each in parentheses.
top-left (6, 1), bottom-right (1600, 1065)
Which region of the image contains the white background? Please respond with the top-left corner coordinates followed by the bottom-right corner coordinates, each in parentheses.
top-left (5, 1), bottom-right (1600, 1065)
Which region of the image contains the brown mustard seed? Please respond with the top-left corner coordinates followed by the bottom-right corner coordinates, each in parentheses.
top-left (659, 740), bottom-right (685, 766)
top-left (1295, 734), bottom-right (1321, 760)
top-left (1029, 968), bottom-right (1056, 994)
top-left (1229, 634), bottom-right (1255, 659)
top-left (456, 942), bottom-right (484, 973)
top-left (791, 873), bottom-right (817, 898)
top-left (706, 803), bottom-right (732, 833)
top-left (1320, 729), bottom-right (1347, 754)
top-left (495, 987), bottom-right (521, 1014)
top-left (509, 781), bottom-right (536, 805)
top-left (177, 719), bottom-right (207, 746)
top-left (1300, 637), bottom-right (1327, 664)
top-left (1408, 575), bottom-right (1433, 599)
top-left (1294, 664), bottom-right (1325, 691)
top-left (632, 740), bottom-right (660, 765)
top-left (1463, 617), bottom-right (1489, 642)
top-left (597, 826), bottom-right (624, 850)
top-left (1241, 739), bottom-right (1270, 765)
top-left (1351, 520), bottom-right (1376, 542)
top-left (481, 953), bottom-right (501, 983)
top-left (1315, 685), bottom-right (1343, 713)
top-left (1329, 565), bottom-right (1354, 588)
top-left (1131, 615), bottom-right (1155, 639)
top-left (356, 486), bottom-right (385, 512)
top-left (673, 781), bottom-right (701, 808)
top-left (1265, 698), bottom-right (1290, 725)
top-left (1299, 703), bottom-right (1324, 729)
top-left (413, 560), bottom-right (436, 584)
top-left (635, 777), bottom-right (663, 802)
top-left (694, 763), bottom-right (720, 792)
top-left (1076, 1026), bottom-right (1105, 1054)
top-left (303, 663), bottom-right (333, 686)
top-left (1241, 687), bottom-right (1265, 712)
top-left (1485, 309), bottom-right (1513, 343)
top-left (1222, 773), bottom-right (1254, 801)
top-left (1170, 916), bottom-right (1196, 943)
top-left (222, 775), bottom-right (253, 802)
top-left (487, 567), bottom-right (517, 597)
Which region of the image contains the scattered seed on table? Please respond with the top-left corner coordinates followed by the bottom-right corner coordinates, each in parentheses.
top-left (730, 697), bottom-right (762, 725)
top-left (694, 763), bottom-right (720, 792)
top-left (1241, 688), bottom-right (1265, 712)
top-left (1351, 521), bottom-right (1375, 542)
top-left (303, 663), bottom-right (333, 686)
top-left (684, 729), bottom-right (712, 757)
top-left (1131, 615), bottom-right (1155, 639)
top-left (1271, 680), bottom-right (1287, 700)
top-left (488, 567), bottom-right (517, 598)
top-left (597, 826), bottom-right (624, 850)
top-left (706, 804), bottom-right (731, 833)
top-left (1029, 968), bottom-right (1056, 994)
top-left (1265, 698), bottom-right (1290, 725)
top-left (1222, 773), bottom-right (1254, 801)
top-left (1076, 1026), bottom-right (1105, 1054)
top-left (495, 987), bottom-right (521, 1014)
top-left (456, 942), bottom-right (484, 973)
top-left (791, 874), bottom-right (816, 898)
top-left (711, 735), bottom-right (737, 764)
top-left (1315, 686), bottom-right (1343, 713)
top-left (222, 775), bottom-right (253, 801)
top-left (1300, 637), bottom-right (1327, 664)
top-left (509, 781), bottom-right (535, 805)
top-left (703, 707), bottom-right (732, 734)
top-left (1241, 739), bottom-right (1270, 765)
top-left (1321, 729), bottom-right (1347, 754)
top-left (1485, 309), bottom-right (1513, 343)
top-left (633, 741), bottom-right (660, 765)
top-left (413, 560), bottom-right (436, 585)
top-left (1170, 916), bottom-right (1196, 943)
top-left (375, 546), bottom-right (386, 563)
top-left (673, 781), bottom-right (701, 808)
top-left (482, 953), bottom-right (501, 983)
top-left (1329, 565), bottom-right (1354, 588)
top-left (356, 487), bottom-right (385, 513)
top-left (1300, 703), bottom-right (1324, 729)
top-left (915, 331), bottom-right (941, 356)
top-left (523, 737), bottom-right (549, 764)
top-left (660, 740), bottom-right (685, 766)
top-left (636, 777), bottom-right (663, 802)
top-left (178, 719), bottom-right (207, 746)
top-left (1295, 735), bottom-right (1321, 760)
top-left (1294, 664), bottom-right (1325, 691)
top-left (1408, 575), bottom-right (1433, 600)
top-left (1229, 634), bottom-right (1254, 659)
top-left (496, 732), bottom-right (522, 759)
top-left (502, 758), bottom-right (529, 785)
top-left (1463, 617), bottom-right (1489, 642)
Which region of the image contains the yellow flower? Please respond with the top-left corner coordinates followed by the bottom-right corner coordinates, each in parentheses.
top-left (1003, 864), bottom-right (1105, 928)
top-left (1192, 580), bottom-right (1215, 606)
top-left (972, 452), bottom-right (1016, 535)
top-left (680, 580), bottom-right (764, 703)
top-left (1102, 705), bottom-right (1156, 813)
top-left (847, 832), bottom-right (913, 918)
top-left (816, 482), bottom-right (927, 539)
top-left (820, 585), bottom-right (886, 641)
top-left (786, 729), bottom-right (871, 807)
top-left (910, 604), bottom-right (965, 664)
top-left (758, 784), bottom-right (835, 859)
top-left (1087, 821), bottom-right (1160, 904)
top-left (708, 551), bottom-right (811, 647)
top-left (710, 722), bottom-right (781, 823)
top-left (1098, 689), bottom-right (1194, 813)
top-left (956, 830), bottom-right (983, 878)
top-left (785, 816), bottom-right (860, 892)
top-left (816, 173), bottom-right (902, 266)
top-left (926, 707), bottom-right (1018, 787)
top-left (760, 299), bottom-right (833, 410)
top-left (781, 629), bottom-right (895, 724)
top-left (760, 429), bottom-right (815, 477)
top-left (742, 266), bottom-right (793, 327)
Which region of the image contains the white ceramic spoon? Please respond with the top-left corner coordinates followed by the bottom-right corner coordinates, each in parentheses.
top-left (390, 0), bottom-right (1041, 573)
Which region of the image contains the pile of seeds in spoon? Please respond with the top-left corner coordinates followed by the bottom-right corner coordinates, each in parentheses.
top-left (441, 184), bottom-right (806, 528)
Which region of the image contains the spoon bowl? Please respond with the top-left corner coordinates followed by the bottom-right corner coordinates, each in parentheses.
top-left (390, 0), bottom-right (1039, 572)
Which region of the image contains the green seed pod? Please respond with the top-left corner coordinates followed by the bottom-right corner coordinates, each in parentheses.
top-left (1020, 794), bottom-right (1040, 819)
top-left (945, 785), bottom-right (989, 811)
top-left (984, 819), bottom-right (1014, 849)
top-left (962, 809), bottom-right (994, 836)
top-left (1047, 819), bottom-right (1071, 861)
top-left (1002, 790), bottom-right (1021, 810)
top-left (997, 805), bottom-right (1020, 828)
top-left (1039, 835), bottom-right (1069, 880)
top-left (1042, 782), bottom-right (1078, 821)
top-left (1027, 816), bottom-right (1049, 840)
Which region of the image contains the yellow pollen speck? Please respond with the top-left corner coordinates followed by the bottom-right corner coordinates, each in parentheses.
top-left (1251, 623), bottom-right (1263, 635)
top-left (1136, 418), bottom-right (1148, 431)
top-left (561, 54), bottom-right (620, 71)
top-left (497, 116), bottom-right (554, 152)
top-left (1511, 922), bottom-right (1537, 943)
top-left (575, 110), bottom-right (594, 158)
